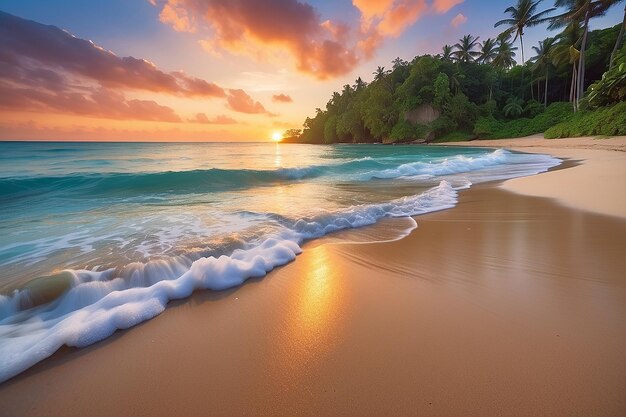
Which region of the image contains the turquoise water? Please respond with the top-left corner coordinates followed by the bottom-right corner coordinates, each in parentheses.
top-left (0, 141), bottom-right (560, 382)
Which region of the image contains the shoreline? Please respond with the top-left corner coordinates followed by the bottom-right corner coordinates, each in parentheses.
top-left (438, 134), bottom-right (626, 219)
top-left (1, 139), bottom-right (625, 416)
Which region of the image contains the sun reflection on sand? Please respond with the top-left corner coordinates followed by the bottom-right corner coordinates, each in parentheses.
top-left (280, 246), bottom-right (346, 371)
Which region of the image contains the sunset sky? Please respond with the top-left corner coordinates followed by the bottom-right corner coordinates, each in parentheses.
top-left (0, 0), bottom-right (622, 142)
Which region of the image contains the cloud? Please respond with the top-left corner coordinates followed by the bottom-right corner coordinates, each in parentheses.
top-left (152, 0), bottom-right (465, 79)
top-left (159, 2), bottom-right (196, 32)
top-left (191, 113), bottom-right (237, 124)
top-left (432, 0), bottom-right (464, 14)
top-left (272, 94), bottom-right (293, 103)
top-left (0, 82), bottom-right (181, 122)
top-left (152, 0), bottom-right (366, 79)
top-left (450, 13), bottom-right (467, 28)
top-left (0, 11), bottom-right (275, 122)
top-left (226, 89), bottom-right (271, 114)
top-left (0, 11), bottom-right (225, 98)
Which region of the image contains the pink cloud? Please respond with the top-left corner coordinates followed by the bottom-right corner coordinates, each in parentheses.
top-left (152, 0), bottom-right (374, 79)
top-left (0, 83), bottom-right (181, 122)
top-left (0, 11), bottom-right (225, 98)
top-left (451, 13), bottom-right (467, 28)
top-left (432, 0), bottom-right (464, 14)
top-left (226, 89), bottom-right (270, 114)
top-left (191, 113), bottom-right (237, 124)
top-left (272, 94), bottom-right (293, 103)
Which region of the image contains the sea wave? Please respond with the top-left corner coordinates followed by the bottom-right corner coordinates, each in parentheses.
top-left (0, 150), bottom-right (532, 201)
top-left (0, 180), bottom-right (459, 383)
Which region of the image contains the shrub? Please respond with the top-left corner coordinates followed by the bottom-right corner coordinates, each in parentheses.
top-left (544, 101), bottom-right (626, 138)
top-left (389, 120), bottom-right (429, 143)
top-left (474, 102), bottom-right (573, 139)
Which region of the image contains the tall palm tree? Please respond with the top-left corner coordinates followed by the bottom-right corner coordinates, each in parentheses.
top-left (553, 21), bottom-right (583, 108)
top-left (452, 34), bottom-right (481, 63)
top-left (392, 57), bottom-right (408, 69)
top-left (610, 4), bottom-right (626, 68)
top-left (441, 44), bottom-right (454, 61)
top-left (479, 38), bottom-right (499, 63)
top-left (494, 0), bottom-right (556, 65)
top-left (531, 37), bottom-right (557, 107)
top-left (493, 32), bottom-right (519, 70)
top-left (372, 66), bottom-right (389, 82)
top-left (353, 77), bottom-right (367, 91)
top-left (550, 0), bottom-right (619, 105)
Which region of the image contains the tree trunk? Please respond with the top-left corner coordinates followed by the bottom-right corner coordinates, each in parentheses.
top-left (570, 64), bottom-right (578, 112)
top-left (519, 33), bottom-right (524, 100)
top-left (543, 68), bottom-right (548, 108)
top-left (577, 9), bottom-right (591, 108)
top-left (610, 6), bottom-right (626, 69)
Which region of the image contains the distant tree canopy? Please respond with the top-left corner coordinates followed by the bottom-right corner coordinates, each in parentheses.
top-left (294, 18), bottom-right (624, 144)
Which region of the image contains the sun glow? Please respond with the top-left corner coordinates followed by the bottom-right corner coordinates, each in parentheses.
top-left (272, 131), bottom-right (283, 142)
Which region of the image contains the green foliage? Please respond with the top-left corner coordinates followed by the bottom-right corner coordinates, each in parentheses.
top-left (544, 102), bottom-right (626, 138)
top-left (323, 115), bottom-right (337, 144)
top-left (524, 99), bottom-right (544, 117)
top-left (432, 131), bottom-right (475, 143)
top-left (445, 93), bottom-right (479, 130)
top-left (298, 22), bottom-right (622, 144)
top-left (389, 120), bottom-right (429, 143)
top-left (475, 102), bottom-right (573, 138)
top-left (361, 84), bottom-right (397, 140)
top-left (587, 50), bottom-right (626, 108)
top-left (503, 97), bottom-right (524, 118)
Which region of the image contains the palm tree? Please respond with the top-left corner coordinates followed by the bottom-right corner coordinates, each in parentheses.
top-left (610, 4), bottom-right (626, 68)
top-left (531, 37), bottom-right (557, 107)
top-left (504, 96), bottom-right (525, 117)
top-left (493, 32), bottom-right (519, 70)
top-left (373, 66), bottom-right (390, 82)
top-left (392, 57), bottom-right (408, 69)
top-left (479, 38), bottom-right (499, 63)
top-left (553, 21), bottom-right (583, 108)
top-left (550, 0), bottom-right (619, 105)
top-left (353, 77), bottom-right (367, 91)
top-left (452, 34), bottom-right (481, 63)
top-left (494, 0), bottom-right (556, 65)
top-left (441, 44), bottom-right (454, 61)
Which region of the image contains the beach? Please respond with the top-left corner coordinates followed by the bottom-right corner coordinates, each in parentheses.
top-left (1, 137), bottom-right (625, 417)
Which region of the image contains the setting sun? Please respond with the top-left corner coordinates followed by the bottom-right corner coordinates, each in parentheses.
top-left (272, 131), bottom-right (283, 142)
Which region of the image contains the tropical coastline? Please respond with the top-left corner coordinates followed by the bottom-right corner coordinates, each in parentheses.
top-left (1, 138), bottom-right (625, 417)
top-left (1, 1), bottom-right (625, 415)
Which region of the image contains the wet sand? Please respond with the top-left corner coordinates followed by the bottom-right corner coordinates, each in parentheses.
top-left (1, 144), bottom-right (626, 416)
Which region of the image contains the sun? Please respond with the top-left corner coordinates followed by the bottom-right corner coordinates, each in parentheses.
top-left (271, 131), bottom-right (283, 142)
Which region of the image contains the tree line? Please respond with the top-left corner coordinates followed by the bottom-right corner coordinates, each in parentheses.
top-left (287, 0), bottom-right (625, 144)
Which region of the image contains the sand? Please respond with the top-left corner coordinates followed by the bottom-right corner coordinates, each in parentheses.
top-left (1, 138), bottom-right (625, 417)
top-left (441, 134), bottom-right (626, 218)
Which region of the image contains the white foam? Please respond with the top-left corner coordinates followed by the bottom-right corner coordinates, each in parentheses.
top-left (0, 181), bottom-right (459, 383)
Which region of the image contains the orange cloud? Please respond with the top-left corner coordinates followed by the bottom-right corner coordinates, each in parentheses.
top-left (153, 0), bottom-right (368, 79)
top-left (272, 94), bottom-right (293, 103)
top-left (191, 113), bottom-right (237, 124)
top-left (0, 83), bottom-right (181, 122)
top-left (450, 13), bottom-right (467, 28)
top-left (226, 89), bottom-right (270, 114)
top-left (432, 0), bottom-right (465, 14)
top-left (376, 0), bottom-right (429, 37)
top-left (0, 11), bottom-right (284, 125)
top-left (159, 1), bottom-right (195, 32)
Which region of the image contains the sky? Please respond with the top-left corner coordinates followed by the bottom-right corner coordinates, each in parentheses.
top-left (0, 0), bottom-right (622, 142)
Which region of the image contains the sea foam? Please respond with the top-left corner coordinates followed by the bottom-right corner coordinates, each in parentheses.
top-left (0, 181), bottom-right (459, 382)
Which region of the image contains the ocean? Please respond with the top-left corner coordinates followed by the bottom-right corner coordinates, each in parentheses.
top-left (0, 141), bottom-right (560, 381)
